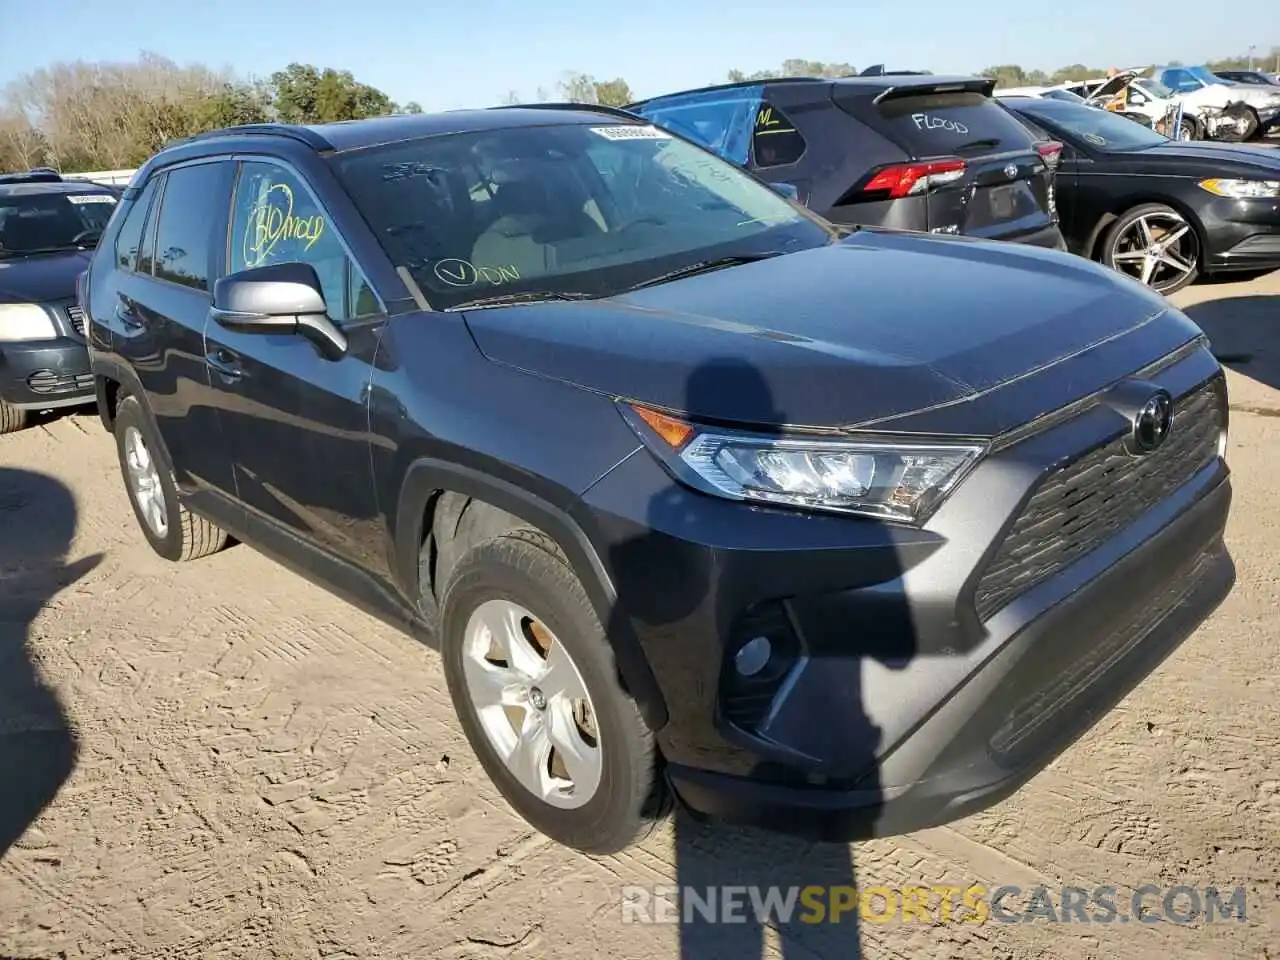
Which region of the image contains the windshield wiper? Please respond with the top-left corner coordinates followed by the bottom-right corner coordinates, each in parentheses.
top-left (447, 290), bottom-right (601, 311)
top-left (621, 252), bottom-right (784, 293)
top-left (3, 243), bottom-right (92, 256)
top-left (953, 138), bottom-right (1001, 152)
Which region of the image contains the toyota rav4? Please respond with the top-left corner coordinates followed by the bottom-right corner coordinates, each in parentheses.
top-left (82, 107), bottom-right (1234, 854)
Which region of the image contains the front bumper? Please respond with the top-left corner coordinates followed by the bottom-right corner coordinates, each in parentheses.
top-left (1200, 193), bottom-right (1280, 272)
top-left (579, 341), bottom-right (1232, 839)
top-left (0, 337), bottom-right (94, 409)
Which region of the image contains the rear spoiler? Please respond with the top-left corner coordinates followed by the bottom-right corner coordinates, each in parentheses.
top-left (871, 77), bottom-right (997, 103)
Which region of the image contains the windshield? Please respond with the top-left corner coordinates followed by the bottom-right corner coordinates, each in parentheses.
top-left (1186, 66), bottom-right (1225, 87)
top-left (0, 190), bottom-right (116, 256)
top-left (328, 121), bottom-right (833, 309)
top-left (1020, 100), bottom-right (1170, 151)
top-left (1134, 78), bottom-right (1175, 99)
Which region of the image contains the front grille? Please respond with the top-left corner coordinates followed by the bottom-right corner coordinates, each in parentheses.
top-left (973, 377), bottom-right (1224, 621)
top-left (27, 369), bottom-right (94, 395)
top-left (65, 303), bottom-right (87, 337)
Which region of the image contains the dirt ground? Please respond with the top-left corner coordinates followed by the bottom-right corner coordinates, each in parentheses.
top-left (2, 271), bottom-right (1278, 960)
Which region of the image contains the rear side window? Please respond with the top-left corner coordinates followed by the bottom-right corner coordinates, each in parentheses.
top-left (113, 177), bottom-right (159, 273)
top-left (151, 162), bottom-right (225, 291)
top-left (751, 103), bottom-right (807, 168)
top-left (873, 92), bottom-right (1038, 156)
top-left (634, 89), bottom-right (760, 165)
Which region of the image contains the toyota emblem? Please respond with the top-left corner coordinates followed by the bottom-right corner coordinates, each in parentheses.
top-left (1004, 163), bottom-right (1018, 179)
top-left (1129, 392), bottom-right (1174, 454)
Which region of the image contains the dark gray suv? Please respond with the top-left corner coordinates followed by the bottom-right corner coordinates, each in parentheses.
top-left (81, 107), bottom-right (1234, 854)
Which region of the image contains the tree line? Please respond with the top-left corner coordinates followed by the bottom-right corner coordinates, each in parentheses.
top-left (4, 48), bottom-right (1275, 174)
top-left (0, 54), bottom-right (423, 173)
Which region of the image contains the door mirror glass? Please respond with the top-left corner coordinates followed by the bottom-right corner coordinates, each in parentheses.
top-left (211, 262), bottom-right (347, 360)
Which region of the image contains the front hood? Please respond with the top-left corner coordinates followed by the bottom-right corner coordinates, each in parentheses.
top-left (1136, 141), bottom-right (1280, 172)
top-left (464, 231), bottom-right (1177, 434)
top-left (0, 249), bottom-right (90, 304)
top-left (1181, 83), bottom-right (1279, 109)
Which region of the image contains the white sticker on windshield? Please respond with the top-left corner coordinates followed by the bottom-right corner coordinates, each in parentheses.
top-left (67, 194), bottom-right (116, 204)
top-left (590, 125), bottom-right (671, 141)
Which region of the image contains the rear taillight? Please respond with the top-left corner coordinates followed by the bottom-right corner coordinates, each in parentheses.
top-left (1036, 140), bottom-right (1063, 170)
top-left (859, 157), bottom-right (966, 199)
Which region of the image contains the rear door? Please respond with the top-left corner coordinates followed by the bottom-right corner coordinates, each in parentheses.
top-left (108, 160), bottom-right (239, 503)
top-left (838, 83), bottom-right (1057, 242)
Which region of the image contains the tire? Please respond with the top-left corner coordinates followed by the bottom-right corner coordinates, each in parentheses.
top-left (0, 399), bottom-right (29, 434)
top-left (113, 394), bottom-right (228, 562)
top-left (1100, 203), bottom-right (1200, 296)
top-left (437, 532), bottom-right (667, 854)
top-left (1176, 117), bottom-right (1197, 141)
top-left (1215, 105), bottom-right (1258, 142)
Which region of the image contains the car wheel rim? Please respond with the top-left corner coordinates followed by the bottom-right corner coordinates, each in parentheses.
top-left (461, 599), bottom-right (602, 809)
top-left (123, 426), bottom-right (168, 538)
top-left (1110, 211), bottom-right (1198, 293)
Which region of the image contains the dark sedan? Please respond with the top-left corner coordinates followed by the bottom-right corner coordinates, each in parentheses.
top-left (1003, 95), bottom-right (1280, 294)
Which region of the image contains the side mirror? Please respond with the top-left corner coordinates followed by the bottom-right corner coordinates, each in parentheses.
top-left (211, 261), bottom-right (347, 361)
top-left (770, 181), bottom-right (800, 202)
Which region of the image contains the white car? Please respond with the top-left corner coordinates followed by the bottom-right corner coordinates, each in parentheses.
top-left (1061, 72), bottom-right (1191, 138)
top-left (1151, 64), bottom-right (1280, 139)
top-left (994, 85), bottom-right (1090, 104)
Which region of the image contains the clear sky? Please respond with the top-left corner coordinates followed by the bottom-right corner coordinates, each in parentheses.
top-left (1, 0), bottom-right (1276, 110)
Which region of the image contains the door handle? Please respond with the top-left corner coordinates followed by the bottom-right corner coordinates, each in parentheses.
top-left (206, 348), bottom-right (243, 381)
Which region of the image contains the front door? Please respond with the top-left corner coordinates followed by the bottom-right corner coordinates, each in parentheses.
top-left (202, 157), bottom-right (390, 577)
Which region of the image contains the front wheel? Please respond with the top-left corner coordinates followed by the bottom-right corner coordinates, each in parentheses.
top-left (0, 399), bottom-right (30, 434)
top-left (113, 394), bottom-right (229, 562)
top-left (438, 533), bottom-right (667, 854)
top-left (1101, 203), bottom-right (1200, 296)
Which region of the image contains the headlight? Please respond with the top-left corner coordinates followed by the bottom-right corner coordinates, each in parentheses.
top-left (622, 404), bottom-right (985, 524)
top-left (1198, 178), bottom-right (1280, 199)
top-left (0, 303), bottom-right (58, 341)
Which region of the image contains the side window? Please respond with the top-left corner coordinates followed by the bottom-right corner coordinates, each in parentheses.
top-left (1164, 70), bottom-right (1197, 93)
top-left (113, 176), bottom-right (159, 273)
top-left (751, 102), bottom-right (807, 168)
top-left (639, 94), bottom-right (757, 165)
top-left (228, 161), bottom-right (377, 324)
top-left (151, 163), bottom-right (225, 290)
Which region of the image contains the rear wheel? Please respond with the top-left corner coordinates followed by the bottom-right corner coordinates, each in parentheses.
top-left (1176, 117), bottom-right (1197, 141)
top-left (114, 394), bottom-right (228, 562)
top-left (438, 532), bottom-right (667, 854)
top-left (1101, 203), bottom-right (1200, 296)
top-left (0, 399), bottom-right (29, 434)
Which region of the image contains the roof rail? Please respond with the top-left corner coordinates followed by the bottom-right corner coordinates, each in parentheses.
top-left (165, 123), bottom-right (333, 151)
top-left (491, 101), bottom-right (642, 121)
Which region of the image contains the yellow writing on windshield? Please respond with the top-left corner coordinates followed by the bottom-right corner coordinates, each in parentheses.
top-left (242, 182), bottom-right (325, 267)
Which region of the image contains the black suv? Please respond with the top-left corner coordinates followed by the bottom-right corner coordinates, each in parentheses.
top-left (0, 169), bottom-right (117, 432)
top-left (84, 108), bottom-right (1233, 854)
top-left (627, 74), bottom-right (1067, 248)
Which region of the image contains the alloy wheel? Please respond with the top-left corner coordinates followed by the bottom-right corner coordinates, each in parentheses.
top-left (460, 599), bottom-right (602, 809)
top-left (123, 425), bottom-right (168, 538)
top-left (1110, 211), bottom-right (1198, 293)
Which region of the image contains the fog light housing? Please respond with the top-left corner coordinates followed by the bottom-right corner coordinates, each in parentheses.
top-left (721, 604), bottom-right (803, 732)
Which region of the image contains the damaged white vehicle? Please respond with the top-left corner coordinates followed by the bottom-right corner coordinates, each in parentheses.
top-left (1150, 64), bottom-right (1280, 141)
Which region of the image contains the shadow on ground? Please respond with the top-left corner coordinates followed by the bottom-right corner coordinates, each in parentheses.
top-left (604, 357), bottom-right (938, 958)
top-left (0, 467), bottom-right (100, 856)
top-left (1181, 291), bottom-right (1280, 394)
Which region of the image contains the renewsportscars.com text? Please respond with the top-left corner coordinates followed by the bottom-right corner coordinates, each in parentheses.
top-left (620, 884), bottom-right (1248, 925)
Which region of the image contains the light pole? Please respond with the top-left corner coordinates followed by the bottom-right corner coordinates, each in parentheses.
top-left (1247, 45), bottom-right (1256, 70)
